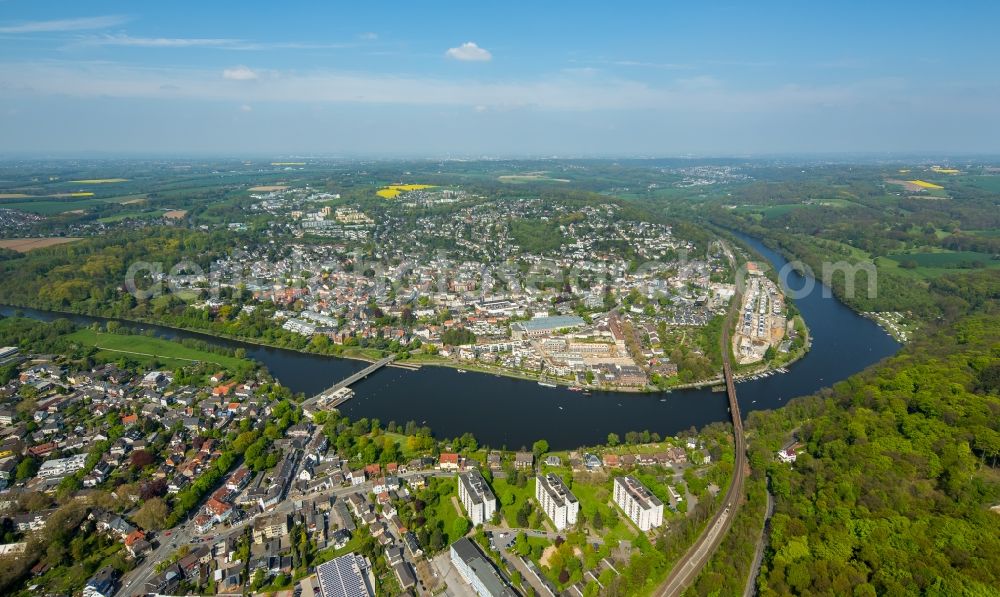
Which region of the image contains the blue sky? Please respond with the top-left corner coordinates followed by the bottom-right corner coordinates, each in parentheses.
top-left (0, 1), bottom-right (998, 156)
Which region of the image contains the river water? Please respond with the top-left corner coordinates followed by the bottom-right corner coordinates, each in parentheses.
top-left (1, 235), bottom-right (900, 450)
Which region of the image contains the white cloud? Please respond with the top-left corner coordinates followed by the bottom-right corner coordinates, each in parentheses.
top-left (74, 35), bottom-right (353, 51)
top-left (0, 15), bottom-right (128, 33)
top-left (86, 34), bottom-right (239, 48)
top-left (240, 104), bottom-right (253, 112)
top-left (222, 66), bottom-right (258, 81)
top-left (445, 42), bottom-right (492, 62)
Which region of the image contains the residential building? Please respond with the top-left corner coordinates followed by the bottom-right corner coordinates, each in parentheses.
top-left (253, 513), bottom-right (290, 544)
top-left (315, 553), bottom-right (375, 597)
top-left (450, 538), bottom-right (518, 597)
top-left (457, 470), bottom-right (496, 526)
top-left (613, 475), bottom-right (664, 531)
top-left (438, 452), bottom-right (460, 470)
top-left (535, 473), bottom-right (579, 531)
top-left (37, 453), bottom-right (88, 479)
top-left (83, 566), bottom-right (118, 597)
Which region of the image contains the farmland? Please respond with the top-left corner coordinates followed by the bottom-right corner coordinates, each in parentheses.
top-left (498, 172), bottom-right (571, 183)
top-left (0, 237), bottom-right (81, 252)
top-left (909, 179), bottom-right (944, 189)
top-left (376, 183), bottom-right (435, 198)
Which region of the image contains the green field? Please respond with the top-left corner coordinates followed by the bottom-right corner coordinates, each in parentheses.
top-left (960, 174), bottom-right (1000, 193)
top-left (96, 211), bottom-right (162, 224)
top-left (886, 250), bottom-right (998, 268)
top-left (0, 193), bottom-right (143, 215)
top-left (66, 328), bottom-right (248, 368)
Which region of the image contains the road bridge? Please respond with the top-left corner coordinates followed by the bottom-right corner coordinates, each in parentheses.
top-left (302, 354), bottom-right (395, 408)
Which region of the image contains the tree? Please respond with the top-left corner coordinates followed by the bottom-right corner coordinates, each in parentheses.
top-left (532, 439), bottom-right (549, 459)
top-left (131, 449), bottom-right (154, 469)
top-left (134, 497), bottom-right (169, 531)
top-left (15, 457), bottom-right (39, 481)
top-left (453, 517), bottom-right (471, 538)
top-left (430, 527), bottom-right (445, 552)
top-left (607, 433), bottom-right (619, 447)
top-left (592, 509), bottom-right (604, 530)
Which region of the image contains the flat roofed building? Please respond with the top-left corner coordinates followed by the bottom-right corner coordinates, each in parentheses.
top-left (511, 315), bottom-right (585, 339)
top-left (458, 470), bottom-right (496, 526)
top-left (613, 475), bottom-right (664, 532)
top-left (316, 553), bottom-right (375, 597)
top-left (450, 537), bottom-right (519, 597)
top-left (535, 473), bottom-right (579, 531)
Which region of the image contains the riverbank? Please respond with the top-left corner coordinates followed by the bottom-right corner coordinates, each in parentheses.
top-left (0, 301), bottom-right (693, 395)
top-left (0, 234), bottom-right (900, 450)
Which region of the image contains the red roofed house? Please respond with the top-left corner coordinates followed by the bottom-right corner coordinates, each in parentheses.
top-left (28, 442), bottom-right (57, 458)
top-left (194, 513), bottom-right (214, 534)
top-left (121, 414), bottom-right (139, 426)
top-left (226, 467), bottom-right (251, 492)
top-left (205, 498), bottom-right (232, 523)
top-left (124, 529), bottom-right (150, 557)
top-left (438, 452), bottom-right (459, 471)
top-left (212, 383), bottom-right (235, 397)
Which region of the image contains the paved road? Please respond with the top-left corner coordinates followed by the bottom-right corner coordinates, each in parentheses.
top-left (743, 484), bottom-right (775, 597)
top-left (655, 246), bottom-right (749, 597)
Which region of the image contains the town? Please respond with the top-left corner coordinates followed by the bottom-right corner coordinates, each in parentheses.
top-left (0, 319), bottom-right (728, 597)
top-left (161, 187), bottom-right (778, 391)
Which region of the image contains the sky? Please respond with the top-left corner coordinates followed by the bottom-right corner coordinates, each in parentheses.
top-left (0, 1), bottom-right (998, 157)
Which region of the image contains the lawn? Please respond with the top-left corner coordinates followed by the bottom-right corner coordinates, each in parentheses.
top-left (66, 328), bottom-right (249, 368)
top-left (568, 478), bottom-right (640, 544)
top-left (313, 533), bottom-right (365, 566)
top-left (492, 476), bottom-right (539, 527)
top-left (417, 477), bottom-right (468, 547)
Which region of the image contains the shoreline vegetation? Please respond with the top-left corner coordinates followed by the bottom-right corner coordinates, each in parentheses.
top-left (0, 299), bottom-right (811, 395)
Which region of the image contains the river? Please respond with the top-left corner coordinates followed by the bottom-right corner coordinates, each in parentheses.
top-left (0, 235), bottom-right (900, 450)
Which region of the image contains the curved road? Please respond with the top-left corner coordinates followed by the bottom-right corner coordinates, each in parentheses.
top-left (655, 252), bottom-right (748, 597)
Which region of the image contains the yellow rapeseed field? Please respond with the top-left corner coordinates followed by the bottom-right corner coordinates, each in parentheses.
top-left (376, 184), bottom-right (435, 199)
top-left (931, 167), bottom-right (960, 174)
top-left (908, 180), bottom-right (944, 189)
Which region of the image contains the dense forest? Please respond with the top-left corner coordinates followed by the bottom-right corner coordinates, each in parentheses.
top-left (684, 266), bottom-right (1000, 596)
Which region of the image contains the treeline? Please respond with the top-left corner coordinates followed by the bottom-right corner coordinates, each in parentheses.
top-left (689, 270), bottom-right (1000, 596)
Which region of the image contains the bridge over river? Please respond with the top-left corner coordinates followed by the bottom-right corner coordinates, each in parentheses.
top-left (301, 354), bottom-right (396, 409)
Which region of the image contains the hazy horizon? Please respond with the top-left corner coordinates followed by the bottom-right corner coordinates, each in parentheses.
top-left (2, 1), bottom-right (999, 155)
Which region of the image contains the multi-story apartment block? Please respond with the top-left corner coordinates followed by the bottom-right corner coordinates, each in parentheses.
top-left (613, 475), bottom-right (664, 531)
top-left (457, 470), bottom-right (496, 526)
top-left (535, 473), bottom-right (579, 531)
